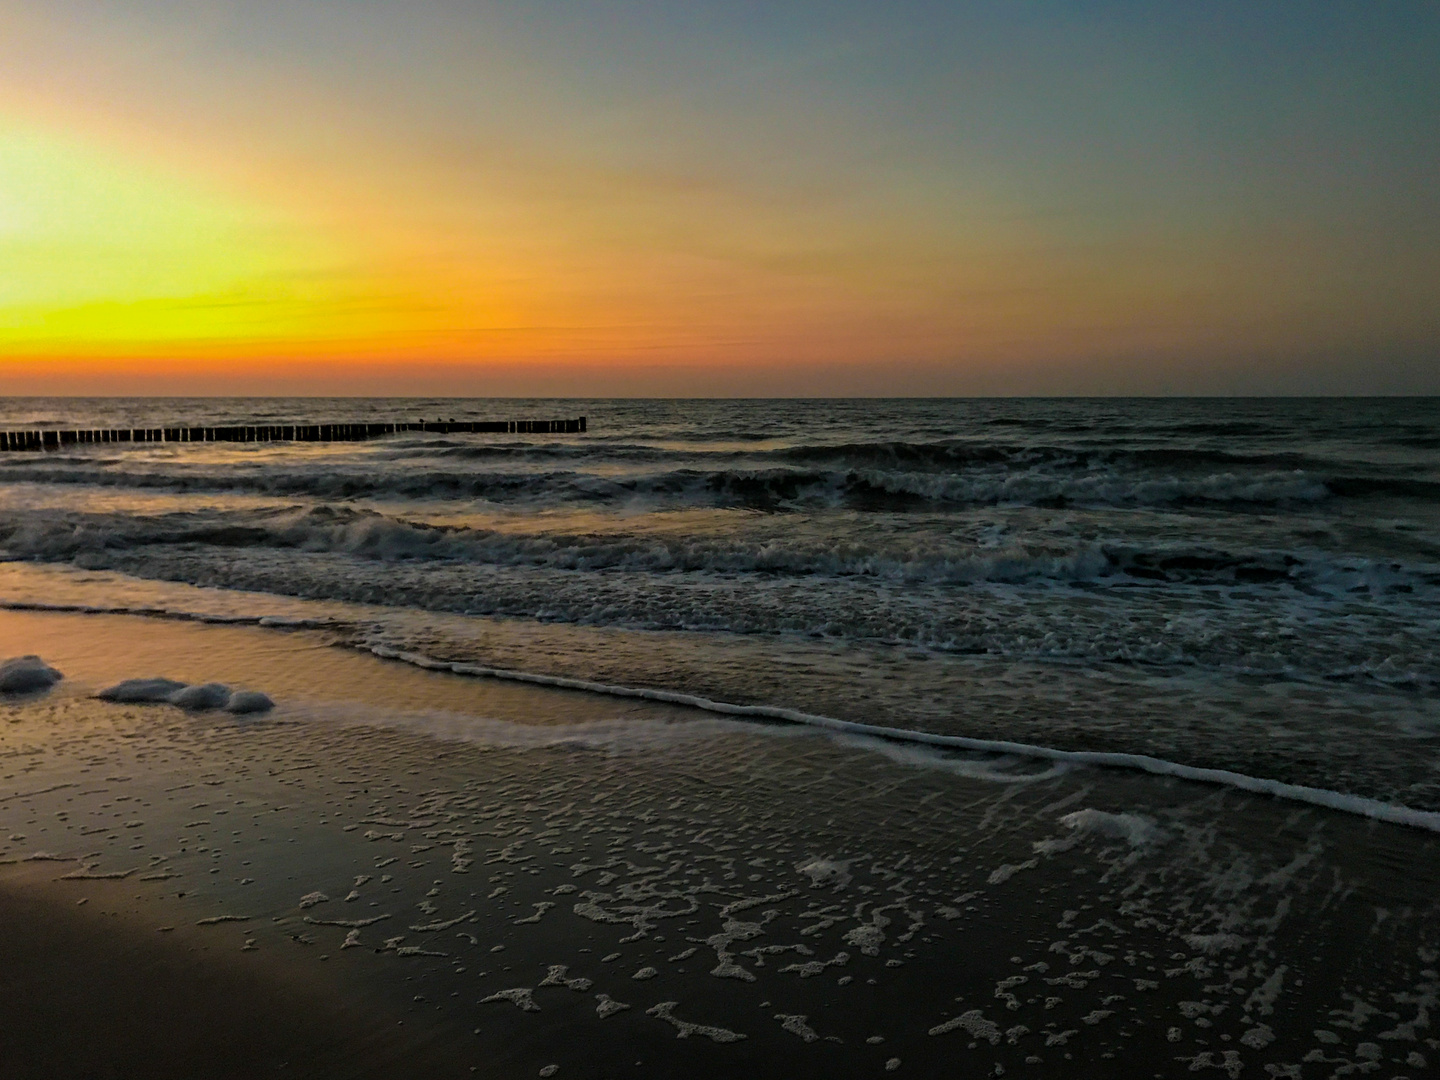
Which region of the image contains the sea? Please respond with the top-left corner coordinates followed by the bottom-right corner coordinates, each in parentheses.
top-left (1, 396), bottom-right (1437, 815)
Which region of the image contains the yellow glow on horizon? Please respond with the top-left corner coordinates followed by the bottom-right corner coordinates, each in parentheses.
top-left (0, 109), bottom-right (1398, 396)
top-left (0, 121), bottom-right (502, 356)
top-left (0, 117), bottom-right (868, 371)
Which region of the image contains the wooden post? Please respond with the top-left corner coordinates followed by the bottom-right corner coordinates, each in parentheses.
top-left (0, 416), bottom-right (589, 450)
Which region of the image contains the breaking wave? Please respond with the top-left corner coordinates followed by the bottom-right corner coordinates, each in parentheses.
top-left (1, 503), bottom-right (1434, 594)
top-left (0, 458), bottom-right (1348, 510)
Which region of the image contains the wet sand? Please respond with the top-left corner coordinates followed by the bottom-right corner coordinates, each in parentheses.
top-left (2, 610), bottom-right (1438, 1079)
top-left (0, 866), bottom-right (482, 1079)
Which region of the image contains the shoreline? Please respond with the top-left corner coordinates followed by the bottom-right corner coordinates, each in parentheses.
top-left (2, 607), bottom-right (1438, 1078)
top-left (7, 593), bottom-right (1437, 833)
top-left (359, 642), bottom-right (1440, 833)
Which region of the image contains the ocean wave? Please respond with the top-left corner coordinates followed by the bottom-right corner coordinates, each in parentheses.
top-left (315, 648), bottom-right (1440, 835)
top-left (358, 643), bottom-right (1440, 833)
top-left (281, 432), bottom-right (1433, 483)
top-left (0, 457), bottom-right (1344, 510)
top-left (773, 439), bottom-right (1338, 474)
top-left (4, 503), bottom-right (1434, 593)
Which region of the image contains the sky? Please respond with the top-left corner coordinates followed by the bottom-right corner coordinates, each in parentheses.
top-left (0, 1), bottom-right (1437, 396)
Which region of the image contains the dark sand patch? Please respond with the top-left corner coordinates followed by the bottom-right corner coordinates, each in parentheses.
top-left (0, 864), bottom-right (484, 1080)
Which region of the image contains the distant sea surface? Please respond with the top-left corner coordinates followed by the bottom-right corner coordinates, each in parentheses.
top-left (1, 397), bottom-right (1437, 808)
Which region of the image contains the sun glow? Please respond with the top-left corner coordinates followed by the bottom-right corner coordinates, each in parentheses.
top-left (0, 121), bottom-right (476, 359)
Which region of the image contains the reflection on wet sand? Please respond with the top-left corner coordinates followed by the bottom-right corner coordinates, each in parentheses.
top-left (2, 610), bottom-right (1438, 1078)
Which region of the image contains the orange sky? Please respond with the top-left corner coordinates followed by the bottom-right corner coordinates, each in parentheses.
top-left (2, 3), bottom-right (1437, 395)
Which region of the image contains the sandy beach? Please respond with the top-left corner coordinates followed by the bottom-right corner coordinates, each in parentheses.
top-left (5, 0), bottom-right (1439, 1064)
top-left (1, 608), bottom-right (1437, 1078)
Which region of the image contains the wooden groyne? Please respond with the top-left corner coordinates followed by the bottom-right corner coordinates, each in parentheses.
top-left (0, 417), bottom-right (586, 451)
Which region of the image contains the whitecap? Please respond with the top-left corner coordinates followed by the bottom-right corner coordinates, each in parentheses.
top-left (1057, 809), bottom-right (1166, 847)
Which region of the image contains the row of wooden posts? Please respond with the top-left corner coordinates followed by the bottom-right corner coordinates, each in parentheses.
top-left (0, 417), bottom-right (587, 451)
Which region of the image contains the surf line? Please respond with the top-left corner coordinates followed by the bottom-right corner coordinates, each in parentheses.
top-left (0, 598), bottom-right (339, 631)
top-left (4, 597), bottom-right (1437, 834)
top-left (360, 643), bottom-right (1440, 835)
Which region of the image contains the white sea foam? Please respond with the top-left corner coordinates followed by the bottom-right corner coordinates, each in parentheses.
top-left (594, 994), bottom-right (630, 1018)
top-left (96, 677), bottom-right (189, 703)
top-left (481, 988), bottom-right (540, 1012)
top-left (358, 644), bottom-right (1440, 834)
top-left (833, 735), bottom-right (1069, 784)
top-left (0, 598), bottom-right (336, 633)
top-left (7, 597), bottom-right (1440, 834)
top-left (928, 1008), bottom-right (1001, 1042)
top-left (4, 545), bottom-right (1437, 694)
top-left (289, 700), bottom-right (773, 754)
top-left (1057, 809), bottom-right (1166, 847)
top-left (645, 1001), bottom-right (746, 1042)
top-left (226, 690), bottom-right (274, 714)
top-left (95, 675), bottom-right (272, 713)
top-left (795, 857), bottom-right (852, 889)
top-left (169, 682), bottom-right (231, 710)
top-left (3, 499), bottom-right (1425, 596)
top-left (0, 654), bottom-right (62, 693)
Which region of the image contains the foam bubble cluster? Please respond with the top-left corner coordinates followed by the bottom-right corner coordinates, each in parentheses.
top-left (0, 654), bottom-right (63, 694)
top-left (96, 677), bottom-right (273, 714)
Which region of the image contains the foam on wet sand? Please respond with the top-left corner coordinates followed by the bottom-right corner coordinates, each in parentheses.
top-left (1, 608), bottom-right (1439, 1079)
top-left (97, 677), bottom-right (274, 714)
top-left (0, 654), bottom-right (63, 694)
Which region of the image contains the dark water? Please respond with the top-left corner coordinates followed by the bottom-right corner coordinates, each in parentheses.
top-left (1, 397), bottom-right (1437, 807)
